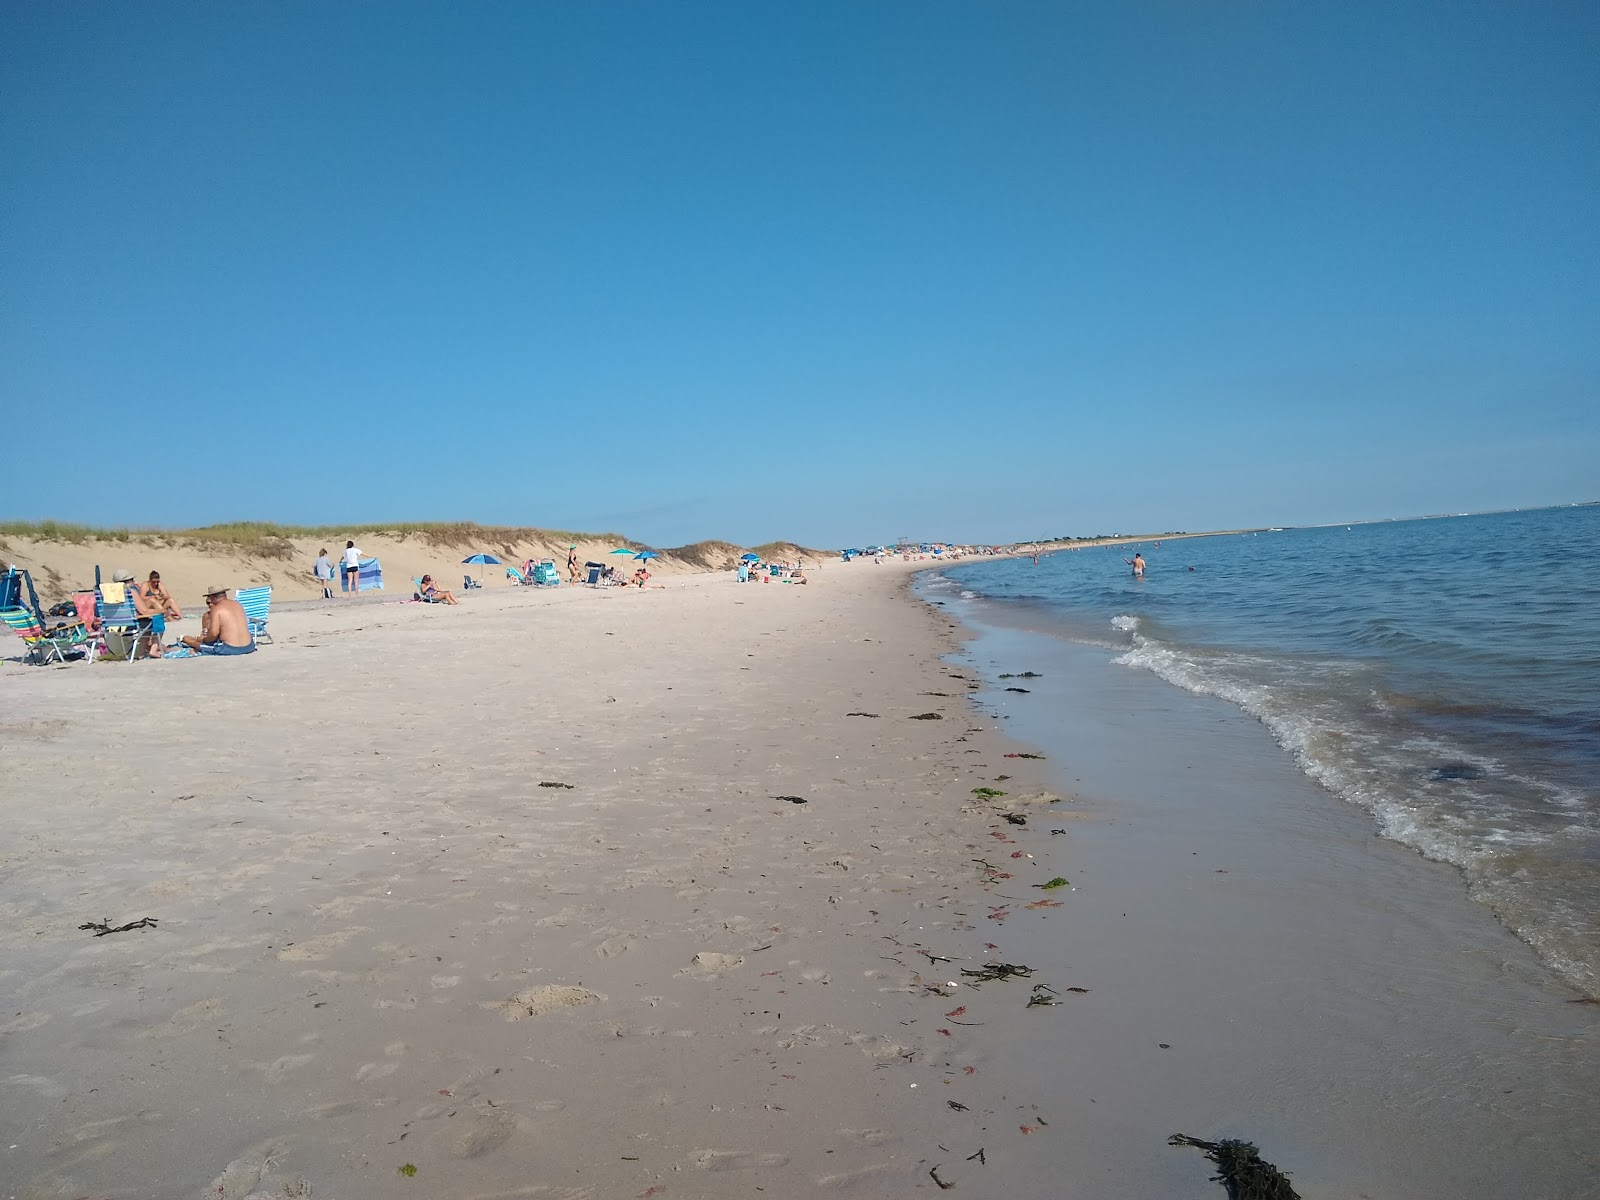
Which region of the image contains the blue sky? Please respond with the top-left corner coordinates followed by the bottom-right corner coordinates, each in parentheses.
top-left (4, 2), bottom-right (1596, 547)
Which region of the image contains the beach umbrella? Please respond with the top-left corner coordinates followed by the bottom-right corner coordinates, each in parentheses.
top-left (461, 552), bottom-right (503, 583)
top-left (740, 552), bottom-right (760, 562)
top-left (609, 547), bottom-right (636, 556)
top-left (634, 551), bottom-right (659, 561)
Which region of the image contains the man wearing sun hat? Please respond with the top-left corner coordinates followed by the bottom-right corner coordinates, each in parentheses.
top-left (180, 584), bottom-right (256, 656)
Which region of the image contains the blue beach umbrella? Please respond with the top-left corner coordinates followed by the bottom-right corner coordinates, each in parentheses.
top-left (634, 551), bottom-right (659, 561)
top-left (740, 552), bottom-right (760, 562)
top-left (461, 552), bottom-right (503, 583)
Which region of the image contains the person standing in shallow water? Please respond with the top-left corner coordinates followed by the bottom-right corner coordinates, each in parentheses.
top-left (1125, 552), bottom-right (1145, 578)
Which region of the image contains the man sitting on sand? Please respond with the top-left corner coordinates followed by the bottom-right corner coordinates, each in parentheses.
top-left (181, 585), bottom-right (256, 655)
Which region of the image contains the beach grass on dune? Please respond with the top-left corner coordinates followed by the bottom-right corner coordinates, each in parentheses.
top-left (0, 519), bottom-right (627, 555)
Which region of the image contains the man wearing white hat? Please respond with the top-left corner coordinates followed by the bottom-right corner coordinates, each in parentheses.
top-left (180, 584), bottom-right (256, 656)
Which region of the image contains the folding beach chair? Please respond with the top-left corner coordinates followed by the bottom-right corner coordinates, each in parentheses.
top-left (96, 584), bottom-right (152, 662)
top-left (411, 578), bottom-right (449, 604)
top-left (505, 566), bottom-right (530, 585)
top-left (235, 586), bottom-right (273, 645)
top-left (2, 607), bottom-right (88, 665)
top-left (533, 560), bottom-right (560, 586)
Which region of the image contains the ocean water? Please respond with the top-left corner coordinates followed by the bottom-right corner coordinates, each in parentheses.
top-left (931, 505), bottom-right (1600, 994)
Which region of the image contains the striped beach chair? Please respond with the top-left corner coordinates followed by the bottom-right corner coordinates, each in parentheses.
top-left (2, 607), bottom-right (88, 665)
top-left (235, 586), bottom-right (273, 645)
top-left (96, 585), bottom-right (151, 662)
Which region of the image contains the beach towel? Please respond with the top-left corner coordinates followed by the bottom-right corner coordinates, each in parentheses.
top-left (340, 558), bottom-right (384, 593)
top-left (100, 581), bottom-right (126, 604)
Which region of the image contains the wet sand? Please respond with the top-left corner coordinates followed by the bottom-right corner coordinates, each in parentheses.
top-left (943, 607), bottom-right (1600, 1200)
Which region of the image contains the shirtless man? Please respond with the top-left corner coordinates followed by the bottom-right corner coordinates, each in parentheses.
top-left (1124, 552), bottom-right (1146, 578)
top-left (182, 585), bottom-right (256, 655)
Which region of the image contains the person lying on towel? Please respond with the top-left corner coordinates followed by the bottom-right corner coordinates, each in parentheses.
top-left (181, 585), bottom-right (257, 655)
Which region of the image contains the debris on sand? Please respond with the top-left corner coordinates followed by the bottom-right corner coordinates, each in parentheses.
top-left (774, 795), bottom-right (807, 804)
top-left (1004, 752), bottom-right (1046, 760)
top-left (1031, 877), bottom-right (1070, 890)
top-left (846, 711), bottom-right (881, 718)
top-left (538, 781), bottom-right (575, 789)
top-left (960, 962), bottom-right (1034, 982)
top-left (1168, 1134), bottom-right (1301, 1200)
top-left (970, 787), bottom-right (1006, 799)
top-left (998, 672), bottom-right (1043, 679)
top-left (910, 712), bottom-right (943, 720)
top-left (1001, 813), bottom-right (1027, 826)
top-left (1004, 687), bottom-right (1031, 694)
top-left (79, 917), bottom-right (158, 937)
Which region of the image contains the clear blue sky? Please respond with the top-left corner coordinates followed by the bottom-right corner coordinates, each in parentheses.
top-left (5, 2), bottom-right (1596, 546)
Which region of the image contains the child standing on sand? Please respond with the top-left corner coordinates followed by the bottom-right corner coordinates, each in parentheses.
top-left (313, 549), bottom-right (334, 599)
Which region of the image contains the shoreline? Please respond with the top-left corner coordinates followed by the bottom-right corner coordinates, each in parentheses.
top-left (0, 559), bottom-right (1078, 1199)
top-left (928, 589), bottom-right (1600, 1198)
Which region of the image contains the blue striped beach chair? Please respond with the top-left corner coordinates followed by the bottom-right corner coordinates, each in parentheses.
top-left (235, 586), bottom-right (273, 645)
top-left (96, 585), bottom-right (152, 662)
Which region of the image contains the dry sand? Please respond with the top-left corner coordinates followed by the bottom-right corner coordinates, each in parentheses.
top-left (0, 560), bottom-right (1069, 1199)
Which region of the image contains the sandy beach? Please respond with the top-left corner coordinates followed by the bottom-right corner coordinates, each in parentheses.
top-left (6, 554), bottom-right (1598, 1200)
top-left (0, 559), bottom-right (1074, 1200)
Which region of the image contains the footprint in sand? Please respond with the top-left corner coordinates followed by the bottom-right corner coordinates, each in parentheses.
top-left (138, 995), bottom-right (221, 1039)
top-left (848, 1033), bottom-right (915, 1061)
top-left (595, 933), bottom-right (636, 958)
top-left (443, 1106), bottom-right (518, 1158)
top-left (0, 1010), bottom-right (51, 1034)
top-left (687, 952), bottom-right (744, 972)
top-left (208, 1140), bottom-right (299, 1200)
top-left (247, 1053), bottom-right (317, 1083)
top-left (355, 1060), bottom-right (399, 1083)
top-left (277, 929), bottom-right (367, 962)
top-left (839, 1128), bottom-right (900, 1147)
top-left (486, 985), bottom-right (601, 1021)
top-left (693, 1149), bottom-right (790, 1171)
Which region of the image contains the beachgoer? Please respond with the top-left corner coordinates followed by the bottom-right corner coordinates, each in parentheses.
top-left (1124, 552), bottom-right (1146, 578)
top-left (313, 549), bottom-right (335, 599)
top-left (181, 585), bottom-right (256, 655)
top-left (418, 575), bottom-right (459, 605)
top-left (567, 545), bottom-right (579, 584)
top-left (136, 570), bottom-right (182, 620)
top-left (120, 569), bottom-right (170, 657)
top-left (632, 567), bottom-right (650, 588)
top-left (341, 540), bottom-right (364, 596)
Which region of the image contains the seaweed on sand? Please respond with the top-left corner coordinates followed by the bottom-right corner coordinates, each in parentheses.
top-left (960, 962), bottom-right (1034, 982)
top-left (1168, 1135), bottom-right (1301, 1200)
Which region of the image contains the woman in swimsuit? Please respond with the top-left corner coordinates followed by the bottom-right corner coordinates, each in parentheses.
top-left (418, 575), bottom-right (460, 605)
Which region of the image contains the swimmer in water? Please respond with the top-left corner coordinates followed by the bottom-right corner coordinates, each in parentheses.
top-left (1124, 552), bottom-right (1145, 578)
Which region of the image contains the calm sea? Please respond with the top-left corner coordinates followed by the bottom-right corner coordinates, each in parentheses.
top-left (931, 505), bottom-right (1600, 994)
